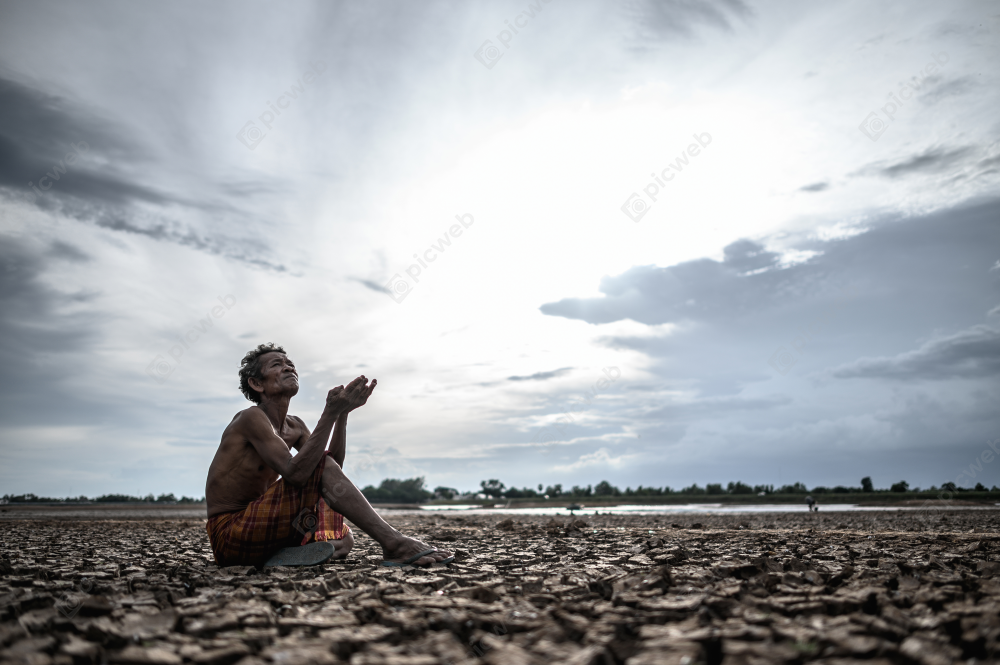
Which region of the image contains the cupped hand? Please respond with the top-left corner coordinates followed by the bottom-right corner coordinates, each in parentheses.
top-left (325, 376), bottom-right (377, 413)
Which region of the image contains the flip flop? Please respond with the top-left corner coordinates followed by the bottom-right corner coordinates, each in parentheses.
top-left (263, 541), bottom-right (336, 567)
top-left (380, 548), bottom-right (455, 567)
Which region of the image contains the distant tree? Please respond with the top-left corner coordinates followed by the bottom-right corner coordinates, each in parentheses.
top-left (778, 482), bottom-right (808, 494)
top-left (538, 484), bottom-right (543, 492)
top-left (752, 484), bottom-right (774, 495)
top-left (727, 481), bottom-right (753, 495)
top-left (433, 487), bottom-right (458, 500)
top-left (361, 477), bottom-right (432, 504)
top-left (594, 481), bottom-right (619, 496)
top-left (705, 483), bottom-right (724, 495)
top-left (941, 482), bottom-right (957, 492)
top-left (544, 484), bottom-right (562, 497)
top-left (156, 493), bottom-right (177, 503)
top-left (570, 484), bottom-right (592, 497)
top-left (974, 483), bottom-right (986, 491)
top-left (832, 486), bottom-right (852, 494)
top-left (680, 484), bottom-right (705, 495)
top-left (480, 480), bottom-right (505, 497)
top-left (861, 476), bottom-right (874, 492)
top-left (890, 481), bottom-right (909, 493)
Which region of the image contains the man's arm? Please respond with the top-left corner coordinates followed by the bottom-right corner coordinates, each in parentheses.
top-left (242, 405), bottom-right (339, 487)
top-left (330, 377), bottom-right (375, 467)
top-left (246, 377), bottom-right (370, 486)
top-left (329, 412), bottom-right (347, 468)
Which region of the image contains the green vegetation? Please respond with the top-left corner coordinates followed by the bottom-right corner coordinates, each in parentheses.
top-left (5, 476), bottom-right (997, 507)
top-left (360, 477), bottom-right (432, 504)
top-left (425, 476), bottom-right (1000, 506)
top-left (1, 493), bottom-right (203, 504)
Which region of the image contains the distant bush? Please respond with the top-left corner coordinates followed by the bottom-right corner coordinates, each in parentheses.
top-left (361, 477), bottom-right (432, 504)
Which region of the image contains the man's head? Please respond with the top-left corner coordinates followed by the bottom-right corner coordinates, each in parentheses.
top-left (239, 343), bottom-right (297, 404)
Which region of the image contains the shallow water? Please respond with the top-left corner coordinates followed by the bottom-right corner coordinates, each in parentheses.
top-left (406, 502), bottom-right (998, 516)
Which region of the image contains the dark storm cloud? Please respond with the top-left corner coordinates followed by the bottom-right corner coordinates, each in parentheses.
top-left (0, 77), bottom-right (167, 205)
top-left (832, 325), bottom-right (1000, 380)
top-left (538, 235), bottom-right (787, 326)
top-left (0, 235), bottom-right (100, 425)
top-left (0, 77), bottom-right (286, 271)
top-left (541, 198), bottom-right (1000, 385)
top-left (507, 367), bottom-right (573, 382)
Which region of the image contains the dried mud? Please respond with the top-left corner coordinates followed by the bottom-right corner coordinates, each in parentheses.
top-left (2, 509), bottom-right (1000, 665)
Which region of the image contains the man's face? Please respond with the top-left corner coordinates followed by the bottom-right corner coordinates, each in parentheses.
top-left (253, 352), bottom-right (299, 400)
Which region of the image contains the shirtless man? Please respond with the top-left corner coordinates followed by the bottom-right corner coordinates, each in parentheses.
top-left (205, 343), bottom-right (452, 567)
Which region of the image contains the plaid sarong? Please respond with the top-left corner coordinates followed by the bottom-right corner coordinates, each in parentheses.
top-left (206, 453), bottom-right (348, 567)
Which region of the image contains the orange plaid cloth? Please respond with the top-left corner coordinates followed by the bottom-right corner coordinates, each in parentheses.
top-left (206, 453), bottom-right (349, 567)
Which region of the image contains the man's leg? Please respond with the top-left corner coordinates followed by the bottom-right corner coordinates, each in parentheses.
top-left (320, 461), bottom-right (452, 565)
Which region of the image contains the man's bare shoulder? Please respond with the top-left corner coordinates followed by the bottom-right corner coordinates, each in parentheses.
top-left (222, 407), bottom-right (272, 438)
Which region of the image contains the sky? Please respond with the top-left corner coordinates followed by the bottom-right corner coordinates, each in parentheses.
top-left (0, 0), bottom-right (998, 499)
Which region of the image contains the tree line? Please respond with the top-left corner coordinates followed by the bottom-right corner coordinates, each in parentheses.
top-left (1, 493), bottom-right (204, 504)
top-left (360, 476), bottom-right (999, 503)
top-left (8, 475), bottom-right (995, 506)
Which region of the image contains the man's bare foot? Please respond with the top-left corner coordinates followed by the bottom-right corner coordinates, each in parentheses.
top-left (330, 530), bottom-right (354, 560)
top-left (382, 536), bottom-right (453, 566)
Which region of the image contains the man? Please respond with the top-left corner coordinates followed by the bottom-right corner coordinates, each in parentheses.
top-left (205, 343), bottom-right (452, 568)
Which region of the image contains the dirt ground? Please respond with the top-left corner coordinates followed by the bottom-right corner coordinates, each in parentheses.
top-left (2, 509), bottom-right (999, 665)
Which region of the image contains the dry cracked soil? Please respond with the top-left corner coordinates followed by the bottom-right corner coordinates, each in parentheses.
top-left (2, 509), bottom-right (1000, 665)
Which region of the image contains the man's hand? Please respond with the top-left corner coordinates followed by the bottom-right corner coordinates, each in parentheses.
top-left (326, 376), bottom-right (377, 414)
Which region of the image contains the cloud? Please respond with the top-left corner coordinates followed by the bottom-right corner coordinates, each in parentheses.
top-left (508, 368), bottom-right (573, 382)
top-left (628, 0), bottom-right (752, 40)
top-left (832, 325), bottom-right (1000, 380)
top-left (799, 182), bottom-right (829, 192)
top-left (0, 235), bottom-right (102, 426)
top-left (0, 76), bottom-right (287, 271)
top-left (541, 199), bottom-right (1000, 331)
top-left (554, 446), bottom-right (632, 472)
top-left (919, 76), bottom-right (976, 105)
top-left (857, 146), bottom-right (975, 179)
top-left (353, 278), bottom-right (391, 295)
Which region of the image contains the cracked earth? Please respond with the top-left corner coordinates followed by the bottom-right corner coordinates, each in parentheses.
top-left (2, 509), bottom-right (999, 665)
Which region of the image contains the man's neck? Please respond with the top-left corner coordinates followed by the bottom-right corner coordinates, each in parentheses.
top-left (257, 396), bottom-right (291, 433)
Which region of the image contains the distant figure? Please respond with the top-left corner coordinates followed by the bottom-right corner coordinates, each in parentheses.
top-left (805, 495), bottom-right (817, 512)
top-left (205, 343), bottom-right (453, 568)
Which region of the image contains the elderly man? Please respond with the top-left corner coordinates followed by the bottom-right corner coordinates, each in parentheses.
top-left (205, 343), bottom-right (452, 568)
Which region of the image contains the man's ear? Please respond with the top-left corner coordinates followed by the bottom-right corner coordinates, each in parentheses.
top-left (248, 376), bottom-right (265, 394)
